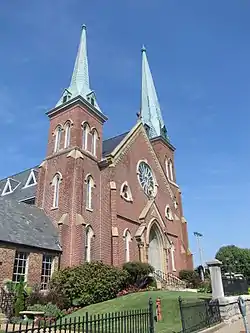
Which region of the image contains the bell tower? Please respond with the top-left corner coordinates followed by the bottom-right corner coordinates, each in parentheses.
top-left (36, 25), bottom-right (107, 267)
top-left (139, 46), bottom-right (192, 270)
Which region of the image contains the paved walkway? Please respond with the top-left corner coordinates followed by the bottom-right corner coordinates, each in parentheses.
top-left (214, 315), bottom-right (249, 333)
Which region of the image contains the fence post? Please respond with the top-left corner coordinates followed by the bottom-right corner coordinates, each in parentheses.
top-left (204, 300), bottom-right (211, 328)
top-left (178, 297), bottom-right (186, 333)
top-left (149, 298), bottom-right (154, 333)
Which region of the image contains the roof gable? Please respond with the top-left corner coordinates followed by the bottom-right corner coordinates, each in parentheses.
top-left (0, 167), bottom-right (38, 202)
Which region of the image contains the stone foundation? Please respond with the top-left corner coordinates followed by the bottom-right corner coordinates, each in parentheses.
top-left (218, 295), bottom-right (250, 324)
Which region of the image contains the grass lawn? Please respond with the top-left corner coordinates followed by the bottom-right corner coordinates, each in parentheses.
top-left (64, 291), bottom-right (210, 333)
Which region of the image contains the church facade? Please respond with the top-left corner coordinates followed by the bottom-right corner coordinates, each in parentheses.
top-left (0, 25), bottom-right (193, 288)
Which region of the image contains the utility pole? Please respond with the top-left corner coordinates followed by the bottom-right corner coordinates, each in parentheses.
top-left (194, 231), bottom-right (204, 281)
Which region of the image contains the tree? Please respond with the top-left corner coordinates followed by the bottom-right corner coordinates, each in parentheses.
top-left (215, 245), bottom-right (250, 279)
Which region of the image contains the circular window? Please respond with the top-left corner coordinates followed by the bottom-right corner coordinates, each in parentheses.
top-left (137, 161), bottom-right (156, 198)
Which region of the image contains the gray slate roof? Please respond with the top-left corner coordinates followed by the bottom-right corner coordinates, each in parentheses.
top-left (0, 197), bottom-right (61, 252)
top-left (102, 132), bottom-right (128, 156)
top-left (0, 167), bottom-right (38, 202)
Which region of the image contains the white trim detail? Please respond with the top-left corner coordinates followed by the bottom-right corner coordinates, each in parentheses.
top-left (91, 128), bottom-right (98, 157)
top-left (54, 124), bottom-right (63, 153)
top-left (169, 159), bottom-right (174, 181)
top-left (51, 172), bottom-right (62, 208)
top-left (165, 205), bottom-right (173, 221)
top-left (170, 242), bottom-right (176, 272)
top-left (64, 121), bottom-right (71, 148)
top-left (123, 229), bottom-right (132, 262)
top-left (24, 169), bottom-right (37, 188)
top-left (136, 159), bottom-right (158, 198)
top-left (120, 181), bottom-right (133, 202)
top-left (82, 122), bottom-right (90, 151)
top-left (1, 178), bottom-right (20, 196)
top-left (85, 174), bottom-right (95, 210)
top-left (85, 225), bottom-right (94, 262)
top-left (1, 179), bottom-right (13, 196)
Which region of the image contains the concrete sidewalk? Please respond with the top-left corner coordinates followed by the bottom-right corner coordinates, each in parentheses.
top-left (214, 316), bottom-right (249, 333)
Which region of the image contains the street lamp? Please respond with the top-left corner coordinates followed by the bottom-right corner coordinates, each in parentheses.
top-left (194, 231), bottom-right (205, 281)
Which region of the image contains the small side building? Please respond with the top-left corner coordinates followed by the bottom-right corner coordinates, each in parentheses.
top-left (0, 197), bottom-right (62, 289)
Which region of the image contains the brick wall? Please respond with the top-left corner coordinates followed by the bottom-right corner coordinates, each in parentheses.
top-left (36, 98), bottom-right (192, 273)
top-left (0, 243), bottom-right (60, 287)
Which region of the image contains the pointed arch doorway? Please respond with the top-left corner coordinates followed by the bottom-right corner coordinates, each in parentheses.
top-left (147, 222), bottom-right (165, 273)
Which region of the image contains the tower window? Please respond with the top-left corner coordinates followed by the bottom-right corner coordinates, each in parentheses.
top-left (169, 160), bottom-right (174, 181)
top-left (63, 95), bottom-right (67, 103)
top-left (85, 175), bottom-right (95, 210)
top-left (54, 125), bottom-right (63, 153)
top-left (90, 97), bottom-right (95, 106)
top-left (64, 121), bottom-right (71, 148)
top-left (82, 122), bottom-right (90, 150)
top-left (85, 225), bottom-right (94, 262)
top-left (91, 129), bottom-right (98, 156)
top-left (52, 172), bottom-right (62, 208)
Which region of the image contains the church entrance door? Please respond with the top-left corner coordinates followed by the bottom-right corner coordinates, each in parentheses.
top-left (148, 223), bottom-right (164, 272)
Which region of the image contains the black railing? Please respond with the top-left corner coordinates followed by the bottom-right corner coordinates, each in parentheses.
top-left (3, 298), bottom-right (154, 333)
top-left (178, 297), bottom-right (221, 333)
top-left (222, 277), bottom-right (248, 296)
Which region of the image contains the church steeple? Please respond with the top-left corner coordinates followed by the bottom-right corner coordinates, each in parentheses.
top-left (140, 46), bottom-right (169, 141)
top-left (56, 25), bottom-right (101, 111)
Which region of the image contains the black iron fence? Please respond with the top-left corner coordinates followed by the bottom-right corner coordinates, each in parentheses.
top-left (222, 277), bottom-right (248, 296)
top-left (3, 299), bottom-right (154, 333)
top-left (178, 297), bottom-right (221, 333)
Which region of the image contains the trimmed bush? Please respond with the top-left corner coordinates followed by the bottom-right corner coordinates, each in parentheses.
top-left (179, 269), bottom-right (201, 288)
top-left (122, 262), bottom-right (154, 287)
top-left (14, 279), bottom-right (27, 317)
top-left (27, 303), bottom-right (63, 319)
top-left (50, 261), bottom-right (129, 307)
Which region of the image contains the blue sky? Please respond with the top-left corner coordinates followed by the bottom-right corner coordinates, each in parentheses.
top-left (1, 1), bottom-right (250, 266)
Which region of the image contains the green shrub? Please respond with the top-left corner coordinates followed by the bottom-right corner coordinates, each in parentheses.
top-left (197, 280), bottom-right (212, 293)
top-left (26, 285), bottom-right (70, 310)
top-left (179, 269), bottom-right (201, 288)
top-left (14, 279), bottom-right (26, 317)
top-left (50, 261), bottom-right (129, 307)
top-left (122, 262), bottom-right (154, 286)
top-left (27, 303), bottom-right (63, 319)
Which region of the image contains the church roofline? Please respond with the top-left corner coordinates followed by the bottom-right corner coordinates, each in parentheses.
top-left (150, 136), bottom-right (176, 151)
top-left (47, 95), bottom-right (108, 123)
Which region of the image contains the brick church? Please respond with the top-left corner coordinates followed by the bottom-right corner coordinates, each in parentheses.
top-left (0, 25), bottom-right (193, 289)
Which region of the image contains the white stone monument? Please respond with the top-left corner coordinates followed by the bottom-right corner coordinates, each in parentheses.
top-left (206, 259), bottom-right (224, 300)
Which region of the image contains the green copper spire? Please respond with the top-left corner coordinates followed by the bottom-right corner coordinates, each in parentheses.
top-left (56, 25), bottom-right (101, 111)
top-left (140, 46), bottom-right (169, 140)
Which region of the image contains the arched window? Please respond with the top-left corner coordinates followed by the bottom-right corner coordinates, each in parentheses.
top-left (170, 242), bottom-right (176, 272)
top-left (64, 121), bottom-right (71, 148)
top-left (169, 160), bottom-right (174, 181)
top-left (54, 125), bottom-right (63, 152)
top-left (124, 229), bottom-right (132, 262)
top-left (120, 182), bottom-right (133, 202)
top-left (82, 122), bottom-right (90, 151)
top-left (52, 173), bottom-right (62, 208)
top-left (85, 225), bottom-right (94, 262)
top-left (91, 129), bottom-right (98, 156)
top-left (85, 175), bottom-right (95, 210)
top-left (165, 159), bottom-right (169, 179)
